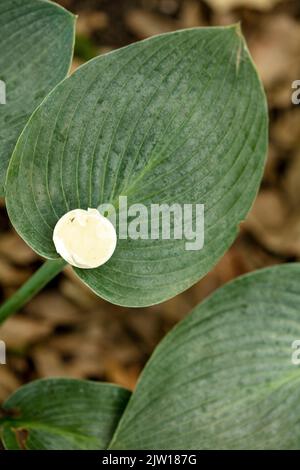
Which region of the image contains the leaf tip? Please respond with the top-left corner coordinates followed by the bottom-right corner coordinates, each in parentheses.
top-left (233, 22), bottom-right (243, 38)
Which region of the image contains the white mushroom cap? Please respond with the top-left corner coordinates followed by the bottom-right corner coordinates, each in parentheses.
top-left (53, 208), bottom-right (117, 269)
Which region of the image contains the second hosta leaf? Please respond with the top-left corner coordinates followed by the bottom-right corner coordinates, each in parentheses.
top-left (6, 26), bottom-right (268, 307)
top-left (0, 0), bottom-right (75, 195)
top-left (109, 264), bottom-right (300, 450)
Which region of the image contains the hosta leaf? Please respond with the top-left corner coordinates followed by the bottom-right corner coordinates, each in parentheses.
top-left (0, 378), bottom-right (131, 450)
top-left (6, 26), bottom-right (268, 307)
top-left (109, 264), bottom-right (300, 450)
top-left (0, 0), bottom-right (75, 195)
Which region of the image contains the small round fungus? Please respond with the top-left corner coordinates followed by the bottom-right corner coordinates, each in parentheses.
top-left (53, 208), bottom-right (117, 269)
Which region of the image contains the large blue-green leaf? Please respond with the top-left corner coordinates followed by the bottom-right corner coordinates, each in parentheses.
top-left (0, 378), bottom-right (131, 450)
top-left (109, 264), bottom-right (300, 449)
top-left (0, 0), bottom-right (75, 195)
top-left (6, 26), bottom-right (268, 307)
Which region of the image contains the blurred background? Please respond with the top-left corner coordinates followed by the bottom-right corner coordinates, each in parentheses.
top-left (0, 0), bottom-right (300, 400)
